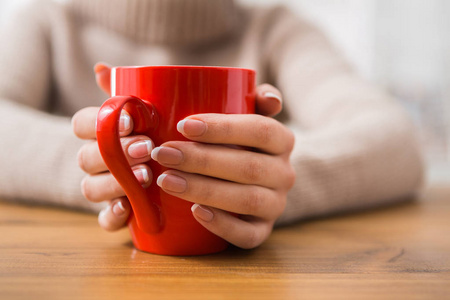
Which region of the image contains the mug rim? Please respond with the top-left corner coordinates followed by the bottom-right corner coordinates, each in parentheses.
top-left (111, 65), bottom-right (255, 73)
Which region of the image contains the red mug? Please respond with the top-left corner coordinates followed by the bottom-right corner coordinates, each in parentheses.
top-left (96, 66), bottom-right (256, 255)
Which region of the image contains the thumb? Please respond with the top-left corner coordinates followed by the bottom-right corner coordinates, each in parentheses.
top-left (94, 62), bottom-right (112, 96)
top-left (255, 84), bottom-right (283, 117)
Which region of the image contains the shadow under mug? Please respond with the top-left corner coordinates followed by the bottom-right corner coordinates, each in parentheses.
top-left (96, 66), bottom-right (256, 256)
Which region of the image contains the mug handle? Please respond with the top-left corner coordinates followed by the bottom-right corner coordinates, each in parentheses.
top-left (96, 95), bottom-right (161, 233)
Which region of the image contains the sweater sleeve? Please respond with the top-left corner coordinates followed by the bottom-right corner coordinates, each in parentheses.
top-left (262, 8), bottom-right (425, 225)
top-left (0, 4), bottom-right (103, 212)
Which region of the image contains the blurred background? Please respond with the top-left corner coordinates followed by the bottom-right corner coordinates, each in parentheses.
top-left (1, 0), bottom-right (449, 183)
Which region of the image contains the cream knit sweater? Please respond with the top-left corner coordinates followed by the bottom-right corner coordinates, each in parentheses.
top-left (0, 0), bottom-right (423, 225)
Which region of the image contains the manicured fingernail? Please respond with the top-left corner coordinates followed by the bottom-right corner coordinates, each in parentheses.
top-left (151, 147), bottom-right (183, 165)
top-left (133, 167), bottom-right (150, 185)
top-left (112, 200), bottom-right (126, 217)
top-left (191, 204), bottom-right (214, 222)
top-left (128, 140), bottom-right (153, 159)
top-left (156, 174), bottom-right (187, 193)
top-left (263, 92), bottom-right (282, 103)
top-left (177, 119), bottom-right (207, 136)
top-left (119, 112), bottom-right (131, 133)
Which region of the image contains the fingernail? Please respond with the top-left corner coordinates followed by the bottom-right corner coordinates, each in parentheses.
top-left (119, 112), bottom-right (131, 133)
top-left (151, 147), bottom-right (183, 165)
top-left (191, 204), bottom-right (214, 222)
top-left (156, 174), bottom-right (187, 193)
top-left (177, 119), bottom-right (206, 136)
top-left (112, 200), bottom-right (126, 217)
top-left (263, 92), bottom-right (282, 103)
top-left (94, 63), bottom-right (109, 74)
top-left (128, 140), bottom-right (153, 159)
top-left (133, 167), bottom-right (150, 185)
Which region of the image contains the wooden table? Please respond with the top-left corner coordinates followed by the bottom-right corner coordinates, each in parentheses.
top-left (1, 185), bottom-right (449, 300)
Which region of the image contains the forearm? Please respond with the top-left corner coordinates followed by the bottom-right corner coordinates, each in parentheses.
top-left (260, 9), bottom-right (424, 225)
top-left (0, 99), bottom-right (103, 212)
top-left (276, 101), bottom-right (424, 225)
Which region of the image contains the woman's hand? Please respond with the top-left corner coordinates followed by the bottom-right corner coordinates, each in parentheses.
top-left (153, 101), bottom-right (296, 249)
top-left (72, 107), bottom-right (154, 231)
top-left (72, 63), bottom-right (153, 231)
top-left (73, 63), bottom-right (295, 248)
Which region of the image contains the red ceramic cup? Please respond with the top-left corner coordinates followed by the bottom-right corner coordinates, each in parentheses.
top-left (96, 66), bottom-right (256, 255)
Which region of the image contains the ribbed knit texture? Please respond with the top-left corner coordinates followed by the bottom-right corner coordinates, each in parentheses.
top-left (69, 0), bottom-right (239, 45)
top-left (0, 0), bottom-right (424, 224)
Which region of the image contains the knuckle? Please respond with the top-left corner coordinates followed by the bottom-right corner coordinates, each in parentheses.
top-left (263, 191), bottom-right (286, 221)
top-left (196, 179), bottom-right (215, 202)
top-left (241, 228), bottom-right (262, 250)
top-left (255, 118), bottom-right (274, 145)
top-left (285, 129), bottom-right (295, 153)
top-left (77, 144), bottom-right (94, 173)
top-left (81, 177), bottom-right (95, 201)
top-left (72, 107), bottom-right (94, 138)
top-left (77, 147), bottom-right (86, 172)
top-left (244, 223), bottom-right (274, 249)
top-left (285, 165), bottom-right (296, 189)
top-left (241, 157), bottom-right (265, 182)
top-left (71, 113), bottom-right (80, 135)
top-left (242, 187), bottom-right (265, 214)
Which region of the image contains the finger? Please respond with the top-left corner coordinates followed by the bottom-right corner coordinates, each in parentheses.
top-left (73, 107), bottom-right (133, 140)
top-left (151, 142), bottom-right (295, 189)
top-left (81, 164), bottom-right (151, 202)
top-left (72, 107), bottom-right (100, 139)
top-left (98, 198), bottom-right (131, 231)
top-left (191, 205), bottom-right (274, 249)
top-left (177, 114), bottom-right (294, 155)
top-left (156, 170), bottom-right (285, 220)
top-left (94, 62), bottom-right (112, 95)
top-left (255, 83), bottom-right (283, 117)
top-left (78, 136), bottom-right (154, 174)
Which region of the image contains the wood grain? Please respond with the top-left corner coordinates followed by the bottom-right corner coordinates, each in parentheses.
top-left (1, 185), bottom-right (449, 300)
